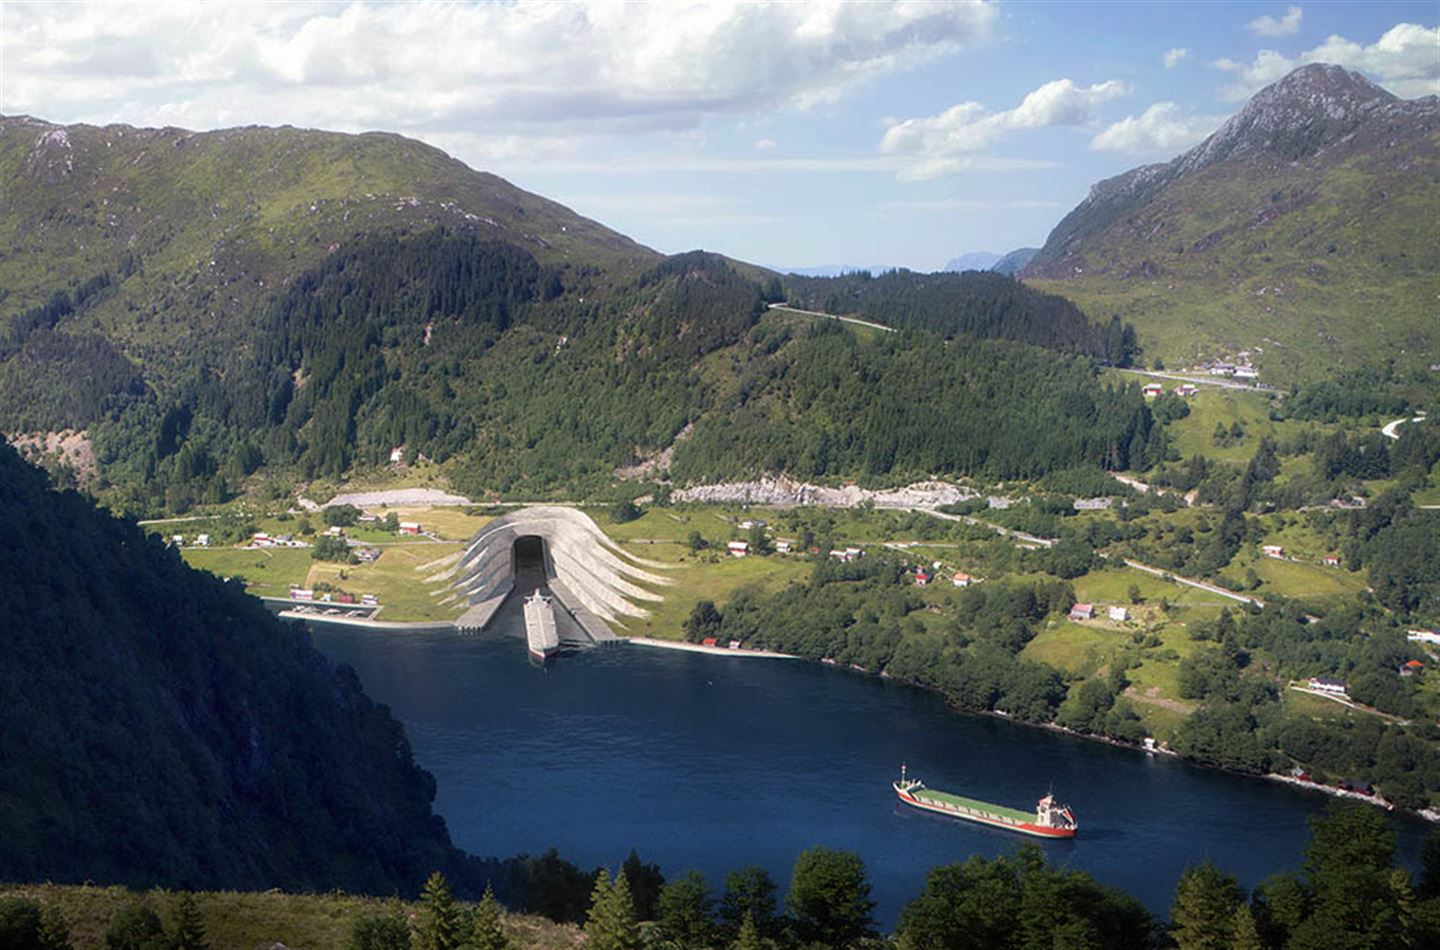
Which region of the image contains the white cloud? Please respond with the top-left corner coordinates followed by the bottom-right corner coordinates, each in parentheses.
top-left (1162, 48), bottom-right (1191, 69)
top-left (1248, 6), bottom-right (1303, 38)
top-left (1215, 22), bottom-right (1440, 99)
top-left (879, 78), bottom-right (1128, 180)
top-left (1091, 102), bottom-right (1226, 153)
top-left (0, 0), bottom-right (1000, 141)
top-left (754, 138), bottom-right (778, 150)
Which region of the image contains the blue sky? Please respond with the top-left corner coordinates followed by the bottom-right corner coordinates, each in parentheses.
top-left (3, 1), bottom-right (1437, 270)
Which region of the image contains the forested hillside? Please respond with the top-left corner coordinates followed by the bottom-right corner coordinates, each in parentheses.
top-left (0, 438), bottom-right (465, 892)
top-left (783, 268), bottom-right (1139, 365)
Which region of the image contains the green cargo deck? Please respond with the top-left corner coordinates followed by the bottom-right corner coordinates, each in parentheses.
top-left (912, 787), bottom-right (1034, 824)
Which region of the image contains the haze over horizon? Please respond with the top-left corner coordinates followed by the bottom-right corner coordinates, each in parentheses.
top-left (3, 0), bottom-right (1436, 271)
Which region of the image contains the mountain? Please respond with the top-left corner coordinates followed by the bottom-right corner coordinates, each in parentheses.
top-left (0, 115), bottom-right (656, 380)
top-left (0, 437), bottom-right (464, 892)
top-left (1, 117), bottom-right (1157, 511)
top-left (1023, 64), bottom-right (1440, 380)
top-left (991, 247), bottom-right (1039, 276)
top-left (942, 251), bottom-right (1001, 272)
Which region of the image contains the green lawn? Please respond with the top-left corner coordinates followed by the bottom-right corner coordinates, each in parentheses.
top-left (307, 541), bottom-right (465, 623)
top-left (180, 547), bottom-right (313, 597)
top-left (1021, 622), bottom-right (1124, 676)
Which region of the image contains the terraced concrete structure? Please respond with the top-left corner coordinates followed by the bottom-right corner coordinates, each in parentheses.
top-left (449, 506), bottom-right (672, 643)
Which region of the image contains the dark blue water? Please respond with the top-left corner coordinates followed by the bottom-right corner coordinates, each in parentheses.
top-left (309, 625), bottom-right (1427, 927)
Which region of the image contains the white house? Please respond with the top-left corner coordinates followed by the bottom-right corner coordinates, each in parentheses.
top-left (727, 540), bottom-right (749, 558)
top-left (775, 540), bottom-right (792, 554)
top-left (1176, 384), bottom-right (1198, 397)
top-left (1307, 677), bottom-right (1347, 696)
top-left (953, 572), bottom-right (977, 588)
top-left (1262, 545), bottom-right (1284, 559)
top-left (195, 534), bottom-right (210, 547)
top-left (1069, 603), bottom-right (1095, 621)
top-left (1108, 606), bottom-right (1129, 622)
top-left (1407, 630), bottom-right (1440, 645)
top-left (1234, 366), bottom-right (1259, 379)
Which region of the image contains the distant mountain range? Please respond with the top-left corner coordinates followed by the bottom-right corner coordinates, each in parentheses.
top-left (1023, 64), bottom-right (1439, 380)
top-left (778, 264), bottom-right (901, 277)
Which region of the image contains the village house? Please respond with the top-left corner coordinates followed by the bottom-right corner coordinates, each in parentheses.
top-left (1142, 383), bottom-right (1163, 398)
top-left (775, 539), bottom-right (792, 554)
top-left (1307, 676), bottom-right (1348, 696)
top-left (1069, 603), bottom-right (1095, 621)
top-left (1175, 384), bottom-right (1198, 397)
top-left (389, 447), bottom-right (404, 463)
top-left (398, 521), bottom-right (422, 536)
top-left (170, 534), bottom-right (184, 546)
top-left (952, 572), bottom-right (977, 588)
top-left (360, 594), bottom-right (379, 606)
top-left (1234, 365), bottom-right (1259, 379)
top-left (1074, 497), bottom-right (1112, 511)
top-left (1407, 629), bottom-right (1440, 645)
top-left (358, 512), bottom-right (379, 524)
top-left (1321, 553), bottom-right (1341, 567)
top-left (1108, 606), bottom-right (1129, 622)
top-left (251, 532), bottom-right (273, 547)
top-left (195, 534), bottom-right (210, 547)
top-left (728, 640), bottom-right (742, 650)
top-left (738, 519), bottom-right (767, 530)
top-left (289, 588), bottom-right (315, 602)
top-left (913, 569), bottom-right (931, 587)
top-left (1210, 363), bottom-right (1236, 377)
top-left (1262, 545), bottom-right (1284, 559)
top-left (727, 540), bottom-right (749, 558)
top-left (1400, 660), bottom-right (1424, 677)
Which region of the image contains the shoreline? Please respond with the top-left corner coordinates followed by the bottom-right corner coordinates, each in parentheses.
top-left (624, 636), bottom-right (799, 660)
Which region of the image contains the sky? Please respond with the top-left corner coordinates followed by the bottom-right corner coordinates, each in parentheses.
top-left (2, 1), bottom-right (1437, 271)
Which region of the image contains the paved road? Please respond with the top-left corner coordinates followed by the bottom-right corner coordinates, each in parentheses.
top-left (1381, 413), bottom-right (1427, 440)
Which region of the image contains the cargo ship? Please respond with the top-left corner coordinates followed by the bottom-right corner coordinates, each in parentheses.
top-left (892, 765), bottom-right (1077, 838)
top-left (523, 590), bottom-right (560, 663)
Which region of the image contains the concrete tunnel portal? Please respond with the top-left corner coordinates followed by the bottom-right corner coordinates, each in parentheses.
top-left (446, 506), bottom-right (674, 646)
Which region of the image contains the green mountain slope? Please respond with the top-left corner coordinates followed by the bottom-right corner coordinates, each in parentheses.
top-left (0, 115), bottom-right (656, 375)
top-left (1024, 64), bottom-right (1440, 382)
top-left (0, 438), bottom-right (470, 891)
top-left (1, 118), bottom-right (1163, 511)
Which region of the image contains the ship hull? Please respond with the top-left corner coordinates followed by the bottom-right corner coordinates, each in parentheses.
top-left (895, 787), bottom-right (1076, 838)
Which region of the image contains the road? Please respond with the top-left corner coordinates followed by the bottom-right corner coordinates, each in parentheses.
top-left (1381, 413), bottom-right (1427, 440)
top-left (765, 303), bottom-right (895, 334)
top-left (1114, 367), bottom-right (1272, 393)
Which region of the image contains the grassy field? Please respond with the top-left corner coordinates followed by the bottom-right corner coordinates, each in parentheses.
top-left (0, 883), bottom-right (582, 950)
top-left (306, 541), bottom-right (466, 623)
top-left (1022, 621), bottom-right (1125, 676)
top-left (180, 547), bottom-right (313, 598)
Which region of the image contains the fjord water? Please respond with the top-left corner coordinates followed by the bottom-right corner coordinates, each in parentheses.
top-left (309, 625), bottom-right (1426, 925)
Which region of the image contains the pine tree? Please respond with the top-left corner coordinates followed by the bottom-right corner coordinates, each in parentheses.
top-left (1170, 861), bottom-right (1243, 950)
top-left (171, 894), bottom-right (208, 950)
top-left (731, 910), bottom-right (763, 950)
top-left (585, 869), bottom-right (642, 950)
top-left (470, 884), bottom-right (509, 950)
top-left (414, 871), bottom-right (461, 950)
top-left (1229, 902), bottom-right (1262, 950)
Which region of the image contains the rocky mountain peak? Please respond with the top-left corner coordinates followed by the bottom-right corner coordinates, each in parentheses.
top-left (1179, 64), bottom-right (1405, 172)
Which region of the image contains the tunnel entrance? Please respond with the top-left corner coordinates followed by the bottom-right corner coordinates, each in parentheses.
top-left (511, 535), bottom-right (549, 595)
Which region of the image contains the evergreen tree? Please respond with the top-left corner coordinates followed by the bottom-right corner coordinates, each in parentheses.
top-left (470, 884), bottom-right (509, 950)
top-left (171, 894), bottom-right (208, 950)
top-left (719, 866), bottom-right (779, 941)
top-left (620, 849), bottom-right (665, 921)
top-left (1289, 804), bottom-right (1406, 950)
top-left (731, 910), bottom-right (763, 950)
top-left (414, 871), bottom-right (461, 950)
top-left (786, 847), bottom-right (876, 949)
top-left (585, 869), bottom-right (642, 950)
top-left (655, 870), bottom-right (713, 949)
top-left (346, 905), bottom-right (411, 950)
top-left (1170, 861), bottom-right (1244, 950)
top-left (1229, 902), bottom-right (1263, 950)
